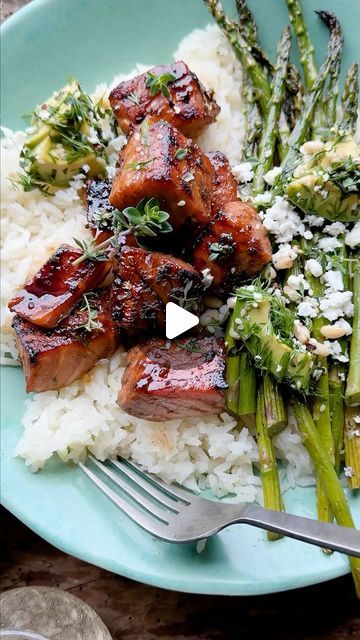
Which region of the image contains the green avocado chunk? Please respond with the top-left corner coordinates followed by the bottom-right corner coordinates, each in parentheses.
top-left (233, 294), bottom-right (314, 392)
top-left (19, 81), bottom-right (107, 192)
top-left (285, 135), bottom-right (360, 222)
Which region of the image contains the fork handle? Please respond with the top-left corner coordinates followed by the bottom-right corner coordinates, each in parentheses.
top-left (241, 504), bottom-right (360, 557)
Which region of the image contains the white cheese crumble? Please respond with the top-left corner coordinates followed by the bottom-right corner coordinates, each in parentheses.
top-left (344, 466), bottom-right (353, 478)
top-left (322, 221), bottom-right (346, 237)
top-left (260, 196), bottom-right (311, 244)
top-left (345, 221), bottom-right (360, 248)
top-left (201, 268), bottom-right (213, 290)
top-left (323, 340), bottom-right (349, 363)
top-left (303, 214), bottom-right (325, 227)
top-left (319, 291), bottom-right (354, 321)
top-left (305, 258), bottom-right (323, 277)
top-left (323, 270), bottom-right (344, 293)
top-left (297, 297), bottom-right (319, 318)
top-left (272, 243), bottom-right (298, 270)
top-left (317, 237), bottom-right (342, 253)
top-left (264, 166), bottom-right (282, 186)
top-left (232, 162), bottom-right (254, 183)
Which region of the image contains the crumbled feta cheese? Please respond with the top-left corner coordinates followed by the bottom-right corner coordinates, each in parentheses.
top-left (323, 270), bottom-right (344, 293)
top-left (345, 221), bottom-right (360, 248)
top-left (319, 291), bottom-right (354, 321)
top-left (232, 162), bottom-right (254, 183)
top-left (261, 196), bottom-right (306, 244)
top-left (323, 221), bottom-right (346, 237)
top-left (82, 164), bottom-right (90, 173)
top-left (264, 166), bottom-right (282, 186)
top-left (272, 243), bottom-right (297, 270)
top-left (303, 214), bottom-right (325, 227)
top-left (323, 340), bottom-right (349, 363)
top-left (333, 318), bottom-right (352, 336)
top-left (201, 268), bottom-right (213, 290)
top-left (319, 404), bottom-right (326, 413)
top-left (354, 416), bottom-right (360, 425)
top-left (344, 466), bottom-right (353, 478)
top-left (87, 126), bottom-right (100, 145)
top-left (177, 200), bottom-right (186, 207)
top-left (305, 258), bottom-right (323, 277)
top-left (318, 237), bottom-right (342, 253)
top-left (287, 274), bottom-right (311, 293)
top-left (297, 297), bottom-right (319, 318)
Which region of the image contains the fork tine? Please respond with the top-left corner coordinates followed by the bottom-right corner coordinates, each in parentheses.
top-left (79, 462), bottom-right (171, 537)
top-left (123, 459), bottom-right (194, 504)
top-left (110, 458), bottom-right (182, 512)
top-left (87, 456), bottom-right (174, 522)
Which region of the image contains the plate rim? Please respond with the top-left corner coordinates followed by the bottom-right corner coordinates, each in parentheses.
top-left (0, 0), bottom-right (357, 596)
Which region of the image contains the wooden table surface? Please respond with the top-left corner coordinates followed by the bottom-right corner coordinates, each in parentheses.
top-left (1, 1), bottom-right (360, 638)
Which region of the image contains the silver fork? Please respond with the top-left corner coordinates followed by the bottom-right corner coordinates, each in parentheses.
top-left (79, 455), bottom-right (360, 556)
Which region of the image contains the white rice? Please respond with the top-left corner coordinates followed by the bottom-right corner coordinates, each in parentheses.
top-left (0, 25), bottom-right (314, 499)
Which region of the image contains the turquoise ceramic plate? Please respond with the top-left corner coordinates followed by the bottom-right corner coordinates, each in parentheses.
top-left (1, 0), bottom-right (359, 595)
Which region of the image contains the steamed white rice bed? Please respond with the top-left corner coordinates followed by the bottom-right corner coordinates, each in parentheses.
top-left (0, 25), bottom-right (313, 500)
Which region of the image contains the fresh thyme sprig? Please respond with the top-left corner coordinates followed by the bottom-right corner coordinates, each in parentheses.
top-left (209, 236), bottom-right (236, 261)
top-left (73, 197), bottom-right (172, 265)
top-left (174, 148), bottom-right (189, 160)
top-left (172, 280), bottom-right (199, 311)
top-left (127, 91), bottom-right (141, 106)
top-left (145, 71), bottom-right (176, 98)
top-left (78, 294), bottom-right (104, 333)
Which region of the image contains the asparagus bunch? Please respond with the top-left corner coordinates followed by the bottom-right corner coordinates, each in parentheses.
top-left (341, 63), bottom-right (360, 135)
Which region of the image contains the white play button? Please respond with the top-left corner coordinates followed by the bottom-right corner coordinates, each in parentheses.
top-left (165, 302), bottom-right (199, 340)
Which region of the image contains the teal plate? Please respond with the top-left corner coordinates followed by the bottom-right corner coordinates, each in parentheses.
top-left (1, 0), bottom-right (360, 595)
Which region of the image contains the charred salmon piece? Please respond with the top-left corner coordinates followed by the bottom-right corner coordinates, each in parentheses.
top-left (110, 246), bottom-right (202, 333)
top-left (13, 290), bottom-right (119, 393)
top-left (109, 119), bottom-right (214, 230)
top-left (192, 200), bottom-right (272, 292)
top-left (118, 336), bottom-right (227, 420)
top-left (206, 151), bottom-right (239, 213)
top-left (8, 244), bottom-right (113, 329)
top-left (109, 61), bottom-right (220, 138)
top-left (85, 179), bottom-right (138, 247)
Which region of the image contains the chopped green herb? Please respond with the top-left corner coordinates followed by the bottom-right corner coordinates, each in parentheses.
top-left (78, 294), bottom-right (104, 333)
top-left (174, 147), bottom-right (188, 160)
top-left (127, 91), bottom-right (141, 106)
top-left (145, 71), bottom-right (176, 98)
top-left (125, 158), bottom-right (154, 171)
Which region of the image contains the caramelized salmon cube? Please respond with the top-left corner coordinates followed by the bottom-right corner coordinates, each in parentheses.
top-left (206, 151), bottom-right (239, 213)
top-left (110, 246), bottom-right (202, 333)
top-left (13, 290), bottom-right (119, 392)
top-left (109, 61), bottom-right (220, 138)
top-left (192, 201), bottom-right (272, 292)
top-left (109, 119), bottom-right (214, 230)
top-left (8, 244), bottom-right (113, 329)
top-left (118, 336), bottom-right (227, 420)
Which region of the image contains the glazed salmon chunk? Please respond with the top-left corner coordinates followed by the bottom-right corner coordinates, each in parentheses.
top-left (206, 151), bottom-right (239, 213)
top-left (109, 61), bottom-right (220, 137)
top-left (110, 246), bottom-right (202, 332)
top-left (109, 119), bottom-right (214, 230)
top-left (13, 290), bottom-right (119, 392)
top-left (118, 336), bottom-right (227, 420)
top-left (192, 200), bottom-right (272, 292)
top-left (8, 244), bottom-right (113, 329)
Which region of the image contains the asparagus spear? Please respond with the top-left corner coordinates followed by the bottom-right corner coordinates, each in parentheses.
top-left (235, 0), bottom-right (273, 73)
top-left (344, 405), bottom-right (360, 490)
top-left (281, 10), bottom-right (344, 178)
top-left (341, 63), bottom-right (359, 135)
top-left (243, 82), bottom-right (262, 160)
top-left (237, 352), bottom-right (257, 429)
top-left (253, 27), bottom-right (291, 192)
top-left (329, 364), bottom-right (346, 475)
top-left (225, 311), bottom-right (241, 415)
top-left (292, 400), bottom-right (360, 597)
top-left (256, 383), bottom-right (284, 541)
top-left (286, 0), bottom-right (317, 89)
top-left (345, 259), bottom-right (360, 406)
top-left (315, 12), bottom-right (343, 131)
top-left (283, 63), bottom-right (304, 133)
top-left (263, 374), bottom-right (288, 436)
top-left (306, 261), bottom-right (334, 524)
top-left (203, 0), bottom-right (271, 115)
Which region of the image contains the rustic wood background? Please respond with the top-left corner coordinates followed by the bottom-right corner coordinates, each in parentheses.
top-left (1, 2), bottom-right (360, 638)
